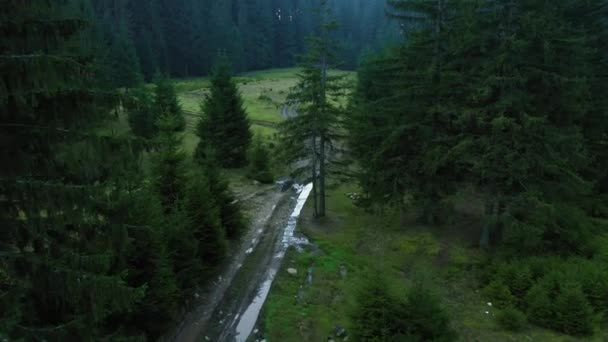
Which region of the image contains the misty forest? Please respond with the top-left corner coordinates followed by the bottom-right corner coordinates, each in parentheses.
top-left (1, 0), bottom-right (607, 341)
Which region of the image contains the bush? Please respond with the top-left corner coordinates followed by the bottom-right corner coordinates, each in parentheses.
top-left (248, 136), bottom-right (274, 184)
top-left (483, 281), bottom-right (515, 309)
top-left (350, 277), bottom-right (404, 341)
top-left (525, 283), bottom-right (557, 329)
top-left (554, 285), bottom-right (595, 336)
top-left (568, 258), bottom-right (608, 313)
top-left (351, 278), bottom-right (456, 342)
top-left (497, 307), bottom-right (527, 331)
top-left (496, 262), bottom-right (533, 300)
top-left (404, 286), bottom-right (457, 342)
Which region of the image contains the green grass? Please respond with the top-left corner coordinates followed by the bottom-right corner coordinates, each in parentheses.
top-left (260, 185), bottom-right (606, 342)
top-left (174, 68), bottom-right (307, 154)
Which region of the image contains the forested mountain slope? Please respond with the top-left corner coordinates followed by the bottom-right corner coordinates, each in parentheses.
top-left (90, 0), bottom-right (398, 83)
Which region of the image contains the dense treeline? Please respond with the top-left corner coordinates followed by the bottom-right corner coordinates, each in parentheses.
top-left (349, 0), bottom-right (608, 337)
top-left (90, 0), bottom-right (398, 85)
top-left (0, 1), bottom-right (246, 340)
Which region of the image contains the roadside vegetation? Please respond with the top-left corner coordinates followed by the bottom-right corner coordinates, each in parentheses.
top-left (2, 0), bottom-right (607, 341)
top-left (262, 0), bottom-right (608, 341)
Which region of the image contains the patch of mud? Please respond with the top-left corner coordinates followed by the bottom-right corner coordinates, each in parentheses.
top-left (167, 186), bottom-right (289, 342)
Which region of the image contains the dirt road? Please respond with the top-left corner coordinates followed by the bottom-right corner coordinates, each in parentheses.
top-left (168, 184), bottom-right (299, 342)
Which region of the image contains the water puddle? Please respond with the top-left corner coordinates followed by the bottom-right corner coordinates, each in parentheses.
top-left (234, 183), bottom-right (313, 342)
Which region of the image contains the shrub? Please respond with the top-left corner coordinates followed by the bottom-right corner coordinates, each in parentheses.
top-left (483, 281), bottom-right (515, 309)
top-left (571, 259), bottom-right (608, 313)
top-left (351, 279), bottom-right (456, 342)
top-left (247, 136), bottom-right (274, 184)
top-left (497, 307), bottom-right (527, 331)
top-left (403, 286), bottom-right (457, 342)
top-left (497, 262), bottom-right (533, 300)
top-left (525, 283), bottom-right (556, 329)
top-left (554, 285), bottom-right (595, 336)
top-left (350, 276), bottom-right (404, 341)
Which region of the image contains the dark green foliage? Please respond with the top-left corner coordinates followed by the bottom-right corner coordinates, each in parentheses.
top-left (0, 1), bottom-right (145, 339)
top-left (350, 0), bottom-right (608, 254)
top-left (111, 187), bottom-right (180, 340)
top-left (185, 170), bottom-right (228, 269)
top-left (496, 263), bottom-right (533, 302)
top-left (403, 286), bottom-right (457, 342)
top-left (165, 202), bottom-right (203, 298)
top-left (351, 277), bottom-right (456, 342)
top-left (497, 307), bottom-right (527, 332)
top-left (248, 136), bottom-right (274, 184)
top-left (196, 57), bottom-right (252, 168)
top-left (554, 285), bottom-right (595, 336)
top-left (350, 277), bottom-right (407, 341)
top-left (485, 257), bottom-right (607, 335)
top-left (483, 281), bottom-right (515, 309)
top-left (525, 283), bottom-right (557, 329)
top-left (280, 0), bottom-right (347, 218)
top-left (110, 18), bottom-right (144, 89)
top-left (151, 115), bottom-right (187, 212)
top-left (153, 74), bottom-right (186, 132)
top-left (91, 0), bottom-right (398, 79)
top-left (199, 150), bottom-right (246, 240)
top-left (126, 87), bottom-right (157, 139)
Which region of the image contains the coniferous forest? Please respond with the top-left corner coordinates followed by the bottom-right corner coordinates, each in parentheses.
top-left (1, 0), bottom-right (607, 341)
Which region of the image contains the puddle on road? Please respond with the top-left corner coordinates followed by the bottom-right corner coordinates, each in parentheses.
top-left (234, 183), bottom-right (313, 342)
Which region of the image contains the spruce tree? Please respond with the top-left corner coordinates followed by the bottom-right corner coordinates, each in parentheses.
top-left (554, 285), bottom-right (594, 336)
top-left (151, 115), bottom-right (187, 212)
top-left (199, 148), bottom-right (246, 240)
top-left (196, 56), bottom-right (252, 168)
top-left (280, 0), bottom-right (346, 218)
top-left (110, 16), bottom-right (144, 89)
top-left (351, 0), bottom-right (605, 252)
top-left (126, 87), bottom-right (157, 139)
top-left (0, 1), bottom-right (143, 339)
top-left (153, 73), bottom-right (186, 132)
top-left (185, 170), bottom-right (228, 272)
top-left (110, 186), bottom-right (180, 339)
top-left (248, 136), bottom-right (274, 184)
top-left (165, 201), bottom-right (203, 298)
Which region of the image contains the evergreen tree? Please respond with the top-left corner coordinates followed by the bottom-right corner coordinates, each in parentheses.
top-left (110, 186), bottom-right (180, 339)
top-left (165, 202), bottom-right (203, 298)
top-left (351, 276), bottom-right (456, 341)
top-left (196, 57), bottom-right (252, 168)
top-left (185, 170), bottom-right (228, 271)
top-left (0, 1), bottom-right (144, 339)
top-left (248, 136), bottom-right (274, 184)
top-left (280, 0), bottom-right (346, 218)
top-left (152, 115), bottom-right (187, 212)
top-left (110, 16), bottom-right (144, 89)
top-left (199, 149), bottom-right (246, 240)
top-left (350, 0), bottom-right (606, 252)
top-left (126, 87), bottom-right (157, 139)
top-left (554, 285), bottom-right (595, 336)
top-left (153, 73), bottom-right (186, 132)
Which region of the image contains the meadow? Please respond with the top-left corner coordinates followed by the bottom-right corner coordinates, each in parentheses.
top-left (261, 185), bottom-right (608, 342)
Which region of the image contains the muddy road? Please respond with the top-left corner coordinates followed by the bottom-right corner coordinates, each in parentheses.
top-left (167, 182), bottom-right (307, 342)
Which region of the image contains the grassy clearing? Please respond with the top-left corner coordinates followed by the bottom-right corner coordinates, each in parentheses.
top-left (174, 68), bottom-right (307, 156)
top-left (260, 184), bottom-right (605, 342)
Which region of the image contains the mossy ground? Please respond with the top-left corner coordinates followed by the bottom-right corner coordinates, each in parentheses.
top-left (260, 184), bottom-right (606, 341)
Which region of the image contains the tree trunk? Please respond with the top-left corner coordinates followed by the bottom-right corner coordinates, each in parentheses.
top-left (479, 195), bottom-right (495, 249)
top-left (318, 48), bottom-right (328, 218)
top-left (311, 135), bottom-right (319, 217)
top-left (319, 135), bottom-right (326, 217)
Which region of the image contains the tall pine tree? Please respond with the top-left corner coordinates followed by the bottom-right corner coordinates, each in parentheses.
top-left (196, 56), bottom-right (252, 168)
top-left (280, 0), bottom-right (346, 218)
top-left (153, 73), bottom-right (186, 132)
top-left (0, 1), bottom-right (144, 339)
